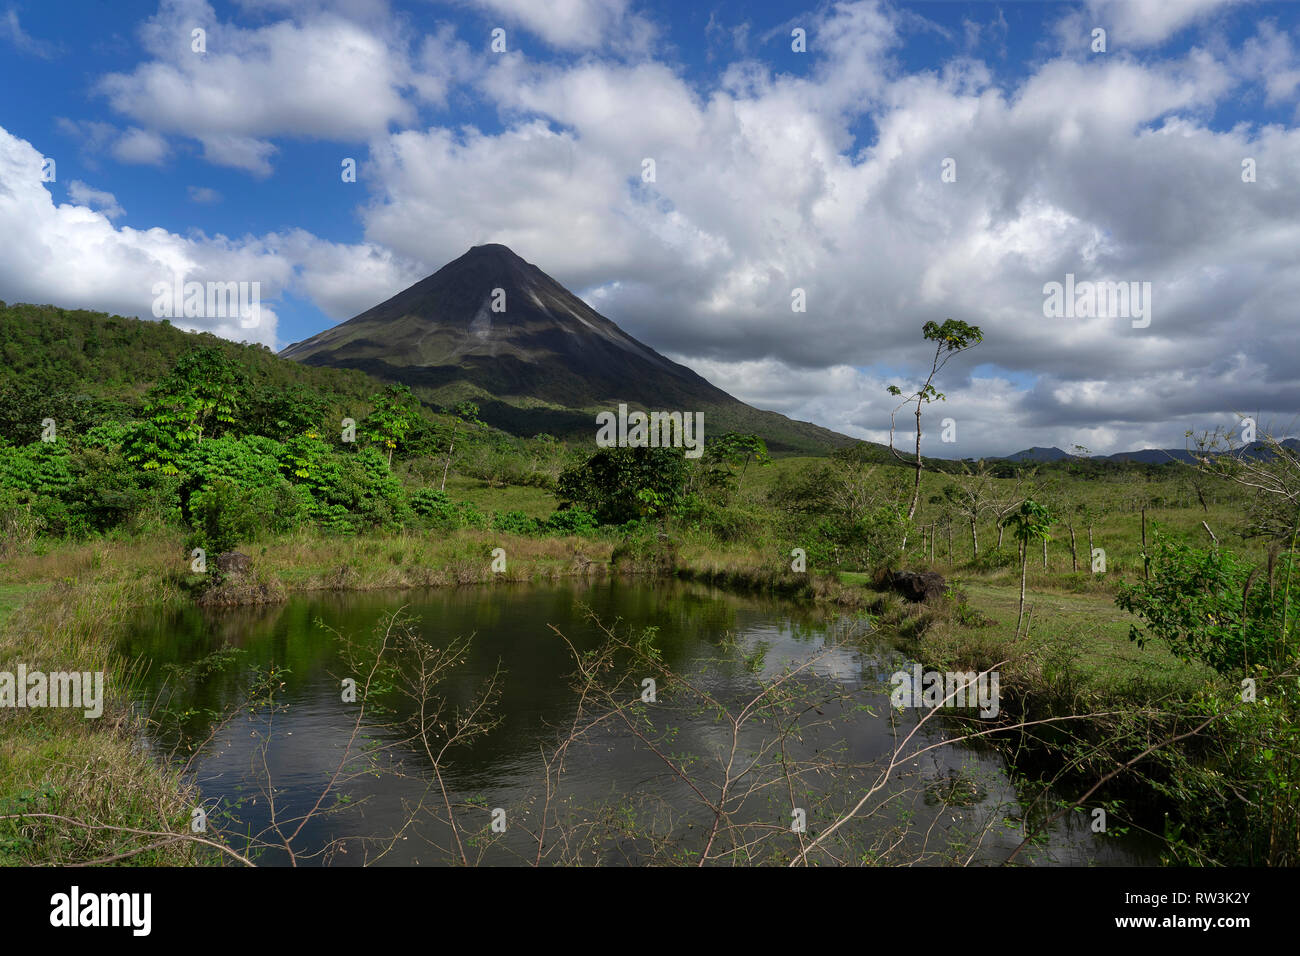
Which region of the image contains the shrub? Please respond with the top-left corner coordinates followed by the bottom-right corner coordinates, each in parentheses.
top-left (1117, 535), bottom-right (1297, 676)
top-left (970, 547), bottom-right (1018, 572)
top-left (409, 488), bottom-right (456, 523)
top-left (187, 479), bottom-right (265, 553)
top-left (492, 510), bottom-right (542, 536)
top-left (543, 508), bottom-right (599, 537)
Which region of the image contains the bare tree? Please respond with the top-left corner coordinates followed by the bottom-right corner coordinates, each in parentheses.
top-left (887, 320), bottom-right (983, 548)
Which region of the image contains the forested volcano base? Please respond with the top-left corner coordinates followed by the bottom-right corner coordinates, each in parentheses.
top-left (1, 303), bottom-right (1296, 866)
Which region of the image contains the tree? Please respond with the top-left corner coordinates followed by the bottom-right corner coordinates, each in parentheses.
top-left (941, 459), bottom-right (996, 559)
top-left (556, 446), bottom-right (688, 525)
top-left (990, 463), bottom-right (1036, 550)
top-left (362, 384), bottom-right (421, 468)
top-left (887, 319), bottom-right (983, 547)
top-left (439, 401), bottom-right (483, 491)
top-left (244, 381), bottom-right (329, 441)
top-left (1183, 430), bottom-right (1220, 512)
top-left (1002, 499), bottom-right (1054, 637)
top-left (704, 432), bottom-right (772, 494)
top-left (124, 348), bottom-right (243, 474)
top-left (1195, 425), bottom-right (1300, 541)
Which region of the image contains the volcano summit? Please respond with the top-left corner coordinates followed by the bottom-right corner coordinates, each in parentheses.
top-left (280, 244), bottom-right (850, 453)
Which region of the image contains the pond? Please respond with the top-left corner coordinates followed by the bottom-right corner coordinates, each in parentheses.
top-left (121, 578), bottom-right (1159, 866)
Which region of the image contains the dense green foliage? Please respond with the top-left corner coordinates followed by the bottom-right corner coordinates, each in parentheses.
top-left (557, 446), bottom-right (690, 524)
top-left (1115, 535), bottom-right (1299, 864)
top-left (1118, 533), bottom-right (1298, 675)
top-left (0, 305), bottom-right (593, 552)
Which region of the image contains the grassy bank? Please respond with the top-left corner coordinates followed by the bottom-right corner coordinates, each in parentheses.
top-left (0, 528), bottom-right (850, 864)
top-left (0, 545), bottom-right (198, 865)
top-left (0, 523), bottom-right (1263, 866)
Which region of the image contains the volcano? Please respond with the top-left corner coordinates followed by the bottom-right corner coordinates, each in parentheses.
top-left (279, 244), bottom-right (853, 453)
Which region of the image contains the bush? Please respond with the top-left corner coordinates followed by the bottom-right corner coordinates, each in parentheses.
top-left (557, 446), bottom-right (688, 525)
top-left (408, 488), bottom-right (492, 531)
top-left (187, 479), bottom-right (266, 553)
top-left (802, 506), bottom-right (909, 573)
top-left (543, 508), bottom-right (599, 537)
top-left (492, 510), bottom-right (542, 536)
top-left (970, 547), bottom-right (1018, 572)
top-left (1117, 535), bottom-right (1297, 676)
top-left (409, 488), bottom-right (457, 524)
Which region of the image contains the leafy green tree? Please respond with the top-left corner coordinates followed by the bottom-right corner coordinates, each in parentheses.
top-left (1002, 498), bottom-right (1054, 636)
top-left (362, 383), bottom-right (421, 467)
top-left (1117, 535), bottom-right (1297, 676)
top-left (704, 432), bottom-right (772, 494)
top-left (243, 381), bottom-right (329, 441)
top-left (124, 348), bottom-right (244, 474)
top-left (557, 446), bottom-right (688, 525)
top-left (887, 319), bottom-right (983, 545)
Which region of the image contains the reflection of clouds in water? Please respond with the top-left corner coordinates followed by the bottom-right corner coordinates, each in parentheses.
top-left (736, 622), bottom-right (869, 684)
top-left (136, 583), bottom-right (1158, 866)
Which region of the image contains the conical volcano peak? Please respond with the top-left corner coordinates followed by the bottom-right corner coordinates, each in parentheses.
top-left (454, 243), bottom-right (533, 274)
top-left (277, 246), bottom-right (852, 454)
top-left (433, 242), bottom-right (540, 290)
top-left (466, 242), bottom-right (522, 258)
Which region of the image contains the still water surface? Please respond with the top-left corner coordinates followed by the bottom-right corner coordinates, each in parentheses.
top-left (122, 579), bottom-right (1157, 866)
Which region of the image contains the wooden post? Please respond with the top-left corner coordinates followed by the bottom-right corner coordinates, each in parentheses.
top-left (947, 518), bottom-right (953, 560)
top-left (1042, 534), bottom-right (1047, 570)
top-left (1069, 524), bottom-right (1078, 572)
top-left (930, 522), bottom-right (936, 563)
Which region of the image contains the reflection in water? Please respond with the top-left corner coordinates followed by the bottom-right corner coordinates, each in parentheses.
top-left (121, 579), bottom-right (1157, 866)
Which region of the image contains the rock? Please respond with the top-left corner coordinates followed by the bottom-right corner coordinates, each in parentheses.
top-left (215, 551), bottom-right (253, 575)
top-left (889, 569), bottom-right (947, 603)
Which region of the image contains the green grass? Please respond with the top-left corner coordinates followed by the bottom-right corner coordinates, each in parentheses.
top-left (0, 583), bottom-right (44, 627)
top-left (441, 475), bottom-right (557, 517)
top-left (947, 579), bottom-right (1210, 689)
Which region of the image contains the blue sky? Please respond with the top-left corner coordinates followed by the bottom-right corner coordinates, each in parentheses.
top-left (1, 0), bottom-right (1298, 456)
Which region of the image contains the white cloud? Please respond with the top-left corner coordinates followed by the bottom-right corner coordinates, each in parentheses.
top-left (55, 119), bottom-right (170, 168)
top-left (468, 0), bottom-right (656, 53)
top-left (268, 229), bottom-right (427, 321)
top-left (0, 8), bottom-right (58, 58)
top-left (1086, 0), bottom-right (1245, 48)
top-left (66, 181), bottom-right (125, 220)
top-left (96, 0), bottom-right (469, 173)
top-left (112, 127), bottom-right (170, 165)
top-left (0, 126), bottom-right (285, 345)
top-left (187, 185), bottom-right (222, 203)
top-left (197, 134), bottom-right (278, 177)
top-left (1237, 19), bottom-right (1300, 107)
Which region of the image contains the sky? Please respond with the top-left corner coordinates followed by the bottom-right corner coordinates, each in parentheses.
top-left (1, 0), bottom-right (1297, 458)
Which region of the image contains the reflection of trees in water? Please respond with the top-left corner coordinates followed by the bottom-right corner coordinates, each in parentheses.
top-left (109, 584), bottom-right (1159, 866)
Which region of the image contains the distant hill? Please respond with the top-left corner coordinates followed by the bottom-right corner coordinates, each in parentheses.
top-left (280, 244), bottom-right (857, 455)
top-left (1003, 446), bottom-right (1072, 463)
top-left (999, 439), bottom-right (1300, 466)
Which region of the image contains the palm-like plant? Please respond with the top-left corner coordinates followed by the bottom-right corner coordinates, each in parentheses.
top-left (1002, 499), bottom-right (1054, 637)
